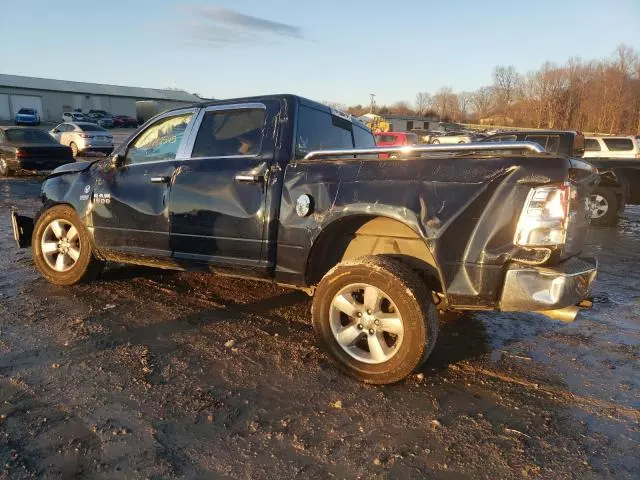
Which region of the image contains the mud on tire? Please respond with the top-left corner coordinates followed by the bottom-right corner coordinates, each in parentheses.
top-left (32, 205), bottom-right (104, 285)
top-left (312, 255), bottom-right (439, 384)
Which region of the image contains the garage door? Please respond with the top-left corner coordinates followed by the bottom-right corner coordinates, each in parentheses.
top-left (10, 95), bottom-right (43, 118)
top-left (0, 94), bottom-right (9, 120)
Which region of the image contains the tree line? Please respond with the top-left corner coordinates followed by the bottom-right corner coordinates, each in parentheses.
top-left (335, 45), bottom-right (639, 134)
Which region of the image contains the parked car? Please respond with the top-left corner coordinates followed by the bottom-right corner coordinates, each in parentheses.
top-left (86, 111), bottom-right (114, 128)
top-left (375, 132), bottom-right (419, 158)
top-left (113, 115), bottom-right (138, 128)
top-left (12, 95), bottom-right (597, 384)
top-left (49, 122), bottom-right (114, 157)
top-left (431, 131), bottom-right (484, 144)
top-left (62, 112), bottom-right (88, 123)
top-left (481, 130), bottom-right (640, 226)
top-left (584, 136), bottom-right (640, 159)
top-left (14, 108), bottom-right (41, 126)
top-left (0, 127), bottom-right (73, 176)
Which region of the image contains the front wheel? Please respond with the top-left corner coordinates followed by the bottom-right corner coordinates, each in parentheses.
top-left (312, 255), bottom-right (438, 384)
top-left (589, 187), bottom-right (619, 227)
top-left (32, 205), bottom-right (104, 285)
top-left (432, 139), bottom-right (440, 144)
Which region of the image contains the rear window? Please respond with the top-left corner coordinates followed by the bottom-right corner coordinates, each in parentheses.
top-left (584, 139), bottom-right (601, 151)
top-left (525, 135), bottom-right (560, 153)
top-left (296, 105), bottom-right (353, 158)
top-left (603, 138), bottom-right (634, 151)
top-left (406, 133), bottom-right (419, 145)
top-left (485, 135), bottom-right (516, 143)
top-left (191, 108), bottom-right (265, 157)
top-left (79, 124), bottom-right (107, 132)
top-left (376, 134), bottom-right (398, 143)
top-left (5, 128), bottom-right (56, 144)
top-left (353, 125), bottom-right (376, 148)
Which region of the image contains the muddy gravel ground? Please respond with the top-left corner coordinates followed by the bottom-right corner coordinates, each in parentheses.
top-left (0, 176), bottom-right (638, 479)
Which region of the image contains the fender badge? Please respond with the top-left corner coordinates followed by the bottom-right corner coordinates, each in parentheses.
top-left (84, 185), bottom-right (91, 194)
top-left (296, 194), bottom-right (313, 217)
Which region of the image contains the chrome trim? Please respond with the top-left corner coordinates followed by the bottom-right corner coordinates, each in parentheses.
top-left (302, 141), bottom-right (545, 160)
top-left (183, 102), bottom-right (267, 159)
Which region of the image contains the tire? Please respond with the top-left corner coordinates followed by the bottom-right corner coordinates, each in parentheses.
top-left (70, 142), bottom-right (79, 158)
top-left (312, 255), bottom-right (438, 384)
top-left (589, 187), bottom-right (618, 227)
top-left (432, 139), bottom-right (440, 144)
top-left (0, 157), bottom-right (13, 177)
top-left (32, 205), bottom-right (104, 285)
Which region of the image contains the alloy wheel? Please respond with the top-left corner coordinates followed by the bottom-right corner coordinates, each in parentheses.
top-left (590, 194), bottom-right (608, 219)
top-left (329, 283), bottom-right (404, 364)
top-left (41, 219), bottom-right (81, 272)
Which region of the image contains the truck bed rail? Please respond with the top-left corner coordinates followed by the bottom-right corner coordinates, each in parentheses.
top-left (303, 141), bottom-right (545, 160)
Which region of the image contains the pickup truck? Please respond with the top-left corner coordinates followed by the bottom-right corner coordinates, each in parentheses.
top-left (482, 130), bottom-right (640, 226)
top-left (11, 95), bottom-right (598, 384)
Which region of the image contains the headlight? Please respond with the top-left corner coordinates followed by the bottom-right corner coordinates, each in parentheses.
top-left (515, 184), bottom-right (571, 247)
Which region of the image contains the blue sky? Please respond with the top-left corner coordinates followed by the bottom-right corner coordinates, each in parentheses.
top-left (2, 0), bottom-right (638, 105)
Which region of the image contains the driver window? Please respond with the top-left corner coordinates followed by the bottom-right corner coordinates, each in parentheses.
top-left (126, 113), bottom-right (193, 165)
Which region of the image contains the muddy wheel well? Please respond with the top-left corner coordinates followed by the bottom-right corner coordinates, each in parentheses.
top-left (306, 216), bottom-right (443, 293)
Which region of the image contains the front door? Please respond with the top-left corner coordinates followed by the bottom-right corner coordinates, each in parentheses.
top-left (90, 110), bottom-right (196, 258)
top-left (169, 102), bottom-right (277, 267)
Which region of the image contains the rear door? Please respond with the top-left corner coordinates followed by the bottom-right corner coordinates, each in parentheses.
top-left (90, 109), bottom-right (197, 257)
top-left (169, 101), bottom-right (280, 267)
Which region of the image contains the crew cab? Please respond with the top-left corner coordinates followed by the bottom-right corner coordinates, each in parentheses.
top-left (11, 95), bottom-right (598, 384)
top-left (482, 130), bottom-right (637, 226)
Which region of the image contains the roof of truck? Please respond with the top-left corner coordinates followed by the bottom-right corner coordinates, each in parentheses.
top-left (191, 94), bottom-right (369, 129)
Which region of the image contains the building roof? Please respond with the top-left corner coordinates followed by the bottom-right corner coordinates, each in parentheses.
top-left (0, 74), bottom-right (201, 102)
top-left (383, 114), bottom-right (438, 121)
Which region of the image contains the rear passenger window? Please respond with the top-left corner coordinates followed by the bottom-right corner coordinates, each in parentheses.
top-left (353, 125), bottom-right (376, 148)
top-left (603, 138), bottom-right (634, 151)
top-left (192, 108), bottom-right (265, 158)
top-left (296, 106), bottom-right (353, 158)
top-left (584, 139), bottom-right (601, 151)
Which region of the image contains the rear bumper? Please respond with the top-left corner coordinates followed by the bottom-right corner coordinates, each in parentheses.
top-left (11, 211), bottom-right (34, 248)
top-left (499, 256), bottom-right (597, 312)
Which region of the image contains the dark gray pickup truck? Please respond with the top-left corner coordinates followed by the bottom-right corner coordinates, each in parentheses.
top-left (11, 95), bottom-right (598, 384)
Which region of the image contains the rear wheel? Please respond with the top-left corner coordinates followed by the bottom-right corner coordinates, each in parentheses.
top-left (589, 187), bottom-right (618, 227)
top-left (312, 255), bottom-right (438, 384)
top-left (0, 158), bottom-right (13, 177)
top-left (70, 142), bottom-right (79, 158)
top-left (32, 205), bottom-right (104, 285)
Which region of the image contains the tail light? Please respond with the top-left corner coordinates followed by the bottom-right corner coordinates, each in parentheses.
top-left (515, 184), bottom-right (571, 247)
top-left (16, 149), bottom-right (27, 158)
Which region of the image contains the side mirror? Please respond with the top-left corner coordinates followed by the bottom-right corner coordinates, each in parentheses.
top-left (110, 153), bottom-right (125, 169)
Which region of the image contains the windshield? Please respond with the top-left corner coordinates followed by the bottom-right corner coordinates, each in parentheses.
top-left (17, 108), bottom-right (35, 115)
top-left (5, 128), bottom-right (56, 144)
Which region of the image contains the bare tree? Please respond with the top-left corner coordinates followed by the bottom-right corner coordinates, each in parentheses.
top-left (457, 92), bottom-right (472, 121)
top-left (470, 87), bottom-right (494, 118)
top-left (415, 92), bottom-right (432, 116)
top-left (493, 65), bottom-right (520, 114)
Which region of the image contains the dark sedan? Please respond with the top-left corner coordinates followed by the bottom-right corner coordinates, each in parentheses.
top-left (0, 127), bottom-right (74, 177)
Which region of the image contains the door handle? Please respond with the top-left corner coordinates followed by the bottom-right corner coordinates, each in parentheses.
top-left (150, 176), bottom-right (171, 184)
top-left (234, 173), bottom-right (265, 183)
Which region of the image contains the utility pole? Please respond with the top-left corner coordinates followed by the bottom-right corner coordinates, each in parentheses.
top-left (369, 93), bottom-right (376, 113)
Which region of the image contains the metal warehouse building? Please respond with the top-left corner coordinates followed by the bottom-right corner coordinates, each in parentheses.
top-left (0, 74), bottom-right (201, 123)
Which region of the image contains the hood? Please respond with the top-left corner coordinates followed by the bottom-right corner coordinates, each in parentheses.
top-left (47, 160), bottom-right (96, 178)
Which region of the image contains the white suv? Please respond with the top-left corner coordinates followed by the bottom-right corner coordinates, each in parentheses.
top-left (583, 136), bottom-right (640, 159)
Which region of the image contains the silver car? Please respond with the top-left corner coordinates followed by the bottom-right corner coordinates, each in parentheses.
top-left (49, 122), bottom-right (114, 157)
